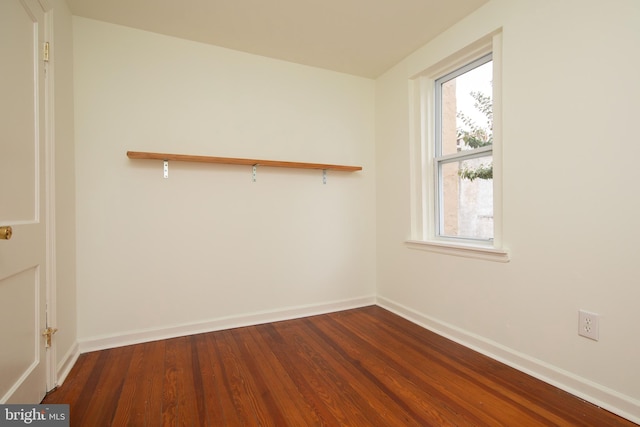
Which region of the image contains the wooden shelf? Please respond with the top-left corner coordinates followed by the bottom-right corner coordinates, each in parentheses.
top-left (127, 151), bottom-right (362, 172)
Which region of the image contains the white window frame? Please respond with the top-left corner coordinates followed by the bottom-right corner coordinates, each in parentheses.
top-left (406, 32), bottom-right (508, 262)
top-left (434, 53), bottom-right (493, 243)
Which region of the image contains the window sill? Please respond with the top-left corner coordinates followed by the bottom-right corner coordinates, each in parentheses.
top-left (405, 239), bottom-right (510, 263)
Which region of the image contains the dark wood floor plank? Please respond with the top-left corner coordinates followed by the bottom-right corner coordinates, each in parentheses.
top-left (270, 320), bottom-right (389, 426)
top-left (202, 332), bottom-right (243, 426)
top-left (144, 340), bottom-right (166, 426)
top-left (189, 336), bottom-right (208, 427)
top-left (78, 345), bottom-right (135, 427)
top-left (161, 337), bottom-right (180, 426)
top-left (42, 306), bottom-right (638, 426)
top-left (176, 336), bottom-right (201, 427)
top-left (257, 323), bottom-right (344, 426)
top-left (228, 326), bottom-right (288, 427)
top-left (292, 317), bottom-right (431, 426)
top-left (108, 339), bottom-right (165, 427)
top-left (57, 351), bottom-right (110, 426)
top-left (192, 333), bottom-right (222, 427)
top-left (245, 326), bottom-right (325, 426)
top-left (214, 329), bottom-right (263, 426)
top-left (109, 344), bottom-right (145, 426)
top-left (161, 336), bottom-right (200, 427)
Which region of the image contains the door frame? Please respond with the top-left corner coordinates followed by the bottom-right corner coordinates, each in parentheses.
top-left (43, 0), bottom-right (57, 393)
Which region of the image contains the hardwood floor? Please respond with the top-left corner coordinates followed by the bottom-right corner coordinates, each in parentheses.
top-left (43, 306), bottom-right (636, 426)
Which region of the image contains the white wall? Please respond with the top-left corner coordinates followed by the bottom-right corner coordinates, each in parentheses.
top-left (376, 0), bottom-right (640, 422)
top-left (50, 0), bottom-right (77, 384)
top-left (73, 18), bottom-right (376, 347)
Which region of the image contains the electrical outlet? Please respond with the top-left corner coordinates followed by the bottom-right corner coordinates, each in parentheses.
top-left (578, 310), bottom-right (599, 341)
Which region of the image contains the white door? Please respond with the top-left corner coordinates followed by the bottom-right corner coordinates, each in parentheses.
top-left (0, 0), bottom-right (49, 404)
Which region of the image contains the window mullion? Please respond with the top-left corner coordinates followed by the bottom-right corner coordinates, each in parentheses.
top-left (435, 145), bottom-right (492, 163)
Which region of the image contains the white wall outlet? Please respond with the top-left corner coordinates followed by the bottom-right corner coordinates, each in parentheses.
top-left (578, 310), bottom-right (599, 341)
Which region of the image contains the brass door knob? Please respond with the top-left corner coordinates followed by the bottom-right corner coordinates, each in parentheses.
top-left (0, 226), bottom-right (12, 240)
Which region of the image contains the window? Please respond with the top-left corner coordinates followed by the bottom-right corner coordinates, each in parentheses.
top-left (407, 32), bottom-right (507, 261)
top-left (435, 54), bottom-right (493, 242)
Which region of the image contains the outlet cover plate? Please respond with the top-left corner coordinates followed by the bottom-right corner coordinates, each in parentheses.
top-left (578, 310), bottom-right (599, 341)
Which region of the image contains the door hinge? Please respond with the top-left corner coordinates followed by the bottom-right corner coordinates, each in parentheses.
top-left (42, 327), bottom-right (58, 348)
top-left (43, 42), bottom-right (50, 62)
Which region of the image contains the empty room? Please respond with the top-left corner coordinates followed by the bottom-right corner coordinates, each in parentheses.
top-left (1, 0), bottom-right (639, 425)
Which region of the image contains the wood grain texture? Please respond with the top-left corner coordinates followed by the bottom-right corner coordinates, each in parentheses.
top-left (126, 151), bottom-right (363, 172)
top-left (43, 306), bottom-right (637, 426)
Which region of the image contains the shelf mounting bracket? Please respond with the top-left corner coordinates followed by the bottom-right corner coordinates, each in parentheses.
top-left (163, 160), bottom-right (169, 179)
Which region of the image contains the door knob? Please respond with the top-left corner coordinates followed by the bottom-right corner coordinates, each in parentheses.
top-left (0, 226), bottom-right (11, 240)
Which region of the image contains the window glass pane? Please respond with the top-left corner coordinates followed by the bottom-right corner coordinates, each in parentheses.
top-left (440, 61), bottom-right (493, 156)
top-left (440, 155), bottom-right (493, 240)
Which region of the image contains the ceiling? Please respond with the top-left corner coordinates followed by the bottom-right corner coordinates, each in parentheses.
top-left (66, 0), bottom-right (489, 78)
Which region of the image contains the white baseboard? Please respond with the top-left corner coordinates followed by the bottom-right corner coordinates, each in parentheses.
top-left (78, 296), bottom-right (376, 354)
top-left (376, 296), bottom-right (640, 425)
top-left (56, 342), bottom-right (80, 387)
